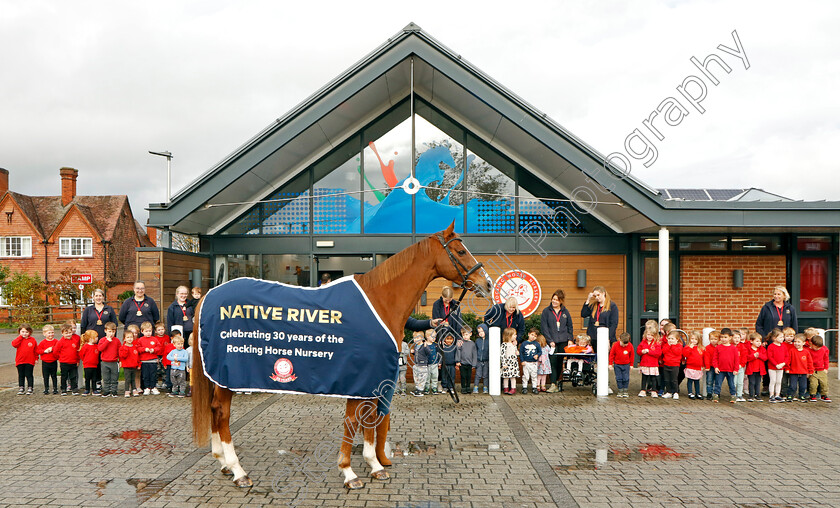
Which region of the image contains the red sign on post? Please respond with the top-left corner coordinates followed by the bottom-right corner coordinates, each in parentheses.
top-left (70, 273), bottom-right (93, 284)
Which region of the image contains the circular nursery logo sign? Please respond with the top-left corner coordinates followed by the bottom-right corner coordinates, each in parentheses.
top-left (492, 270), bottom-right (542, 317)
top-left (270, 358), bottom-right (297, 383)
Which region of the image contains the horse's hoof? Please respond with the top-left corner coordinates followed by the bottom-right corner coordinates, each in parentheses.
top-left (234, 475), bottom-right (253, 488)
top-left (370, 469), bottom-right (390, 480)
top-left (220, 467), bottom-right (233, 476)
top-left (344, 477), bottom-right (364, 490)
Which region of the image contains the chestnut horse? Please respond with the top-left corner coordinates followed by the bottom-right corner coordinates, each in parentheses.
top-left (191, 223), bottom-right (492, 489)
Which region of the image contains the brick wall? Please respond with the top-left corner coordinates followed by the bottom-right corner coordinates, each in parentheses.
top-left (48, 208), bottom-right (106, 283)
top-left (679, 255), bottom-right (786, 332)
top-left (0, 196), bottom-right (46, 279)
top-left (417, 254), bottom-right (626, 337)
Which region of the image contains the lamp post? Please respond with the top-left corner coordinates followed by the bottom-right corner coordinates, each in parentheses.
top-left (149, 151), bottom-right (173, 202)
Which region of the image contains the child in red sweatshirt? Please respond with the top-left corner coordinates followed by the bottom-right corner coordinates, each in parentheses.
top-left (609, 332), bottom-right (634, 397)
top-left (702, 331), bottom-right (719, 400)
top-left (765, 329), bottom-right (786, 402)
top-left (661, 331), bottom-right (684, 399)
top-left (154, 322), bottom-right (172, 392)
top-left (787, 334), bottom-right (814, 402)
top-left (97, 322), bottom-right (122, 397)
top-left (636, 331), bottom-right (662, 397)
top-left (807, 335), bottom-right (831, 402)
top-left (119, 331), bottom-right (141, 397)
top-left (744, 333), bottom-right (767, 402)
top-left (79, 331), bottom-right (100, 395)
top-left (54, 323), bottom-right (80, 395)
top-left (37, 324), bottom-right (59, 394)
top-left (12, 324), bottom-right (37, 395)
top-left (135, 322), bottom-right (163, 395)
top-left (712, 328), bottom-right (739, 402)
top-left (682, 331), bottom-right (704, 399)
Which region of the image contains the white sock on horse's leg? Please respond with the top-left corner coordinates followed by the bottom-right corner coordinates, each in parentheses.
top-left (340, 465), bottom-right (358, 483)
top-left (221, 440), bottom-right (248, 480)
top-left (211, 432), bottom-right (227, 469)
top-left (363, 439), bottom-right (383, 472)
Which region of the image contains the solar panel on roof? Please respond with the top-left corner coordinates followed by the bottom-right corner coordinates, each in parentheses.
top-left (667, 189), bottom-right (711, 200)
top-left (707, 189), bottom-right (744, 200)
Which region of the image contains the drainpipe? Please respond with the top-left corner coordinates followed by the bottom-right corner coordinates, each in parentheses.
top-left (43, 239), bottom-right (49, 321)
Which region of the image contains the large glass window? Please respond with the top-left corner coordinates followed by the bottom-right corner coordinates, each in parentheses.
top-left (678, 236), bottom-right (727, 251)
top-left (313, 149), bottom-right (361, 234)
top-left (414, 116), bottom-right (464, 234)
top-left (643, 257), bottom-right (673, 313)
top-left (226, 255), bottom-right (260, 279)
top-left (263, 172), bottom-right (310, 235)
top-left (730, 236), bottom-right (781, 251)
top-left (362, 117), bottom-right (412, 234)
top-left (262, 254), bottom-right (311, 286)
top-left (465, 138), bottom-right (515, 234)
top-left (800, 257), bottom-right (829, 312)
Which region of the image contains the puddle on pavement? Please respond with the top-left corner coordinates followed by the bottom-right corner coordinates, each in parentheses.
top-left (392, 441), bottom-right (437, 456)
top-left (97, 429), bottom-right (174, 457)
top-left (554, 444), bottom-right (694, 472)
top-left (90, 477), bottom-right (171, 504)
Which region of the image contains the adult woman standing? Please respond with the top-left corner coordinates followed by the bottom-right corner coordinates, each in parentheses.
top-left (80, 289), bottom-right (118, 339)
top-left (540, 290), bottom-right (573, 392)
top-left (432, 286), bottom-right (462, 338)
top-left (755, 286), bottom-right (798, 338)
top-left (580, 286), bottom-right (619, 353)
top-left (167, 285), bottom-right (195, 339)
top-left (484, 297), bottom-right (525, 344)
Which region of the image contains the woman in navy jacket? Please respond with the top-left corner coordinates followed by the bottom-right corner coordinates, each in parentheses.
top-left (432, 286), bottom-right (462, 338)
top-left (755, 286), bottom-right (798, 338)
top-left (540, 289), bottom-right (573, 391)
top-left (580, 286), bottom-right (618, 354)
top-left (484, 297), bottom-right (526, 344)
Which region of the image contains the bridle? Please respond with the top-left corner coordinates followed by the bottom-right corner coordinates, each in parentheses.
top-left (434, 233), bottom-right (487, 404)
top-left (435, 233), bottom-right (485, 294)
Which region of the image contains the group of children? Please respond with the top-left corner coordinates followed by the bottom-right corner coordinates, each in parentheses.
top-left (404, 324), bottom-right (489, 396)
top-left (611, 320), bottom-right (831, 403)
top-left (12, 320), bottom-right (193, 398)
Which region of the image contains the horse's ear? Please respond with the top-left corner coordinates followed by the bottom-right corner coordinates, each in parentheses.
top-left (443, 220), bottom-right (456, 238)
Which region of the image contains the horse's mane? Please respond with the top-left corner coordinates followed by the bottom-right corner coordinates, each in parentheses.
top-left (360, 236), bottom-right (434, 287)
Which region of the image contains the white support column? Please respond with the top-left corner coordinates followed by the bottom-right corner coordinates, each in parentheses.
top-left (658, 227), bottom-right (670, 325)
top-left (489, 327), bottom-right (501, 396)
top-left (596, 327), bottom-right (609, 397)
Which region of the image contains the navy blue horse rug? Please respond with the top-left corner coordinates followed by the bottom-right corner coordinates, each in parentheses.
top-left (198, 276), bottom-right (399, 399)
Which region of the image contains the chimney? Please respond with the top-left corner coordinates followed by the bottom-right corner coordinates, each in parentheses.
top-left (0, 168), bottom-right (8, 195)
top-left (60, 167), bottom-right (78, 206)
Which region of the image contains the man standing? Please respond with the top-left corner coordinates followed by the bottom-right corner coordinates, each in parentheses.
top-left (119, 281), bottom-right (160, 329)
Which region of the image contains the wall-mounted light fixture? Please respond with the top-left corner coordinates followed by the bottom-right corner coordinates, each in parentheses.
top-left (732, 269), bottom-right (744, 288)
top-left (577, 269), bottom-right (587, 288)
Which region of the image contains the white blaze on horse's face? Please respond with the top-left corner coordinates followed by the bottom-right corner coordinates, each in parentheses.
top-left (461, 243), bottom-right (492, 296)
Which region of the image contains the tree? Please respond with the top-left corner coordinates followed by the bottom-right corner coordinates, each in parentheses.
top-left (2, 270), bottom-right (49, 325)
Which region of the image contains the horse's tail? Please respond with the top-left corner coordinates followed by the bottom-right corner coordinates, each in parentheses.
top-left (191, 297), bottom-right (213, 447)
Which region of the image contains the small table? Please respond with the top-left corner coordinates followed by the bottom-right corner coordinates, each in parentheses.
top-left (550, 352), bottom-right (597, 392)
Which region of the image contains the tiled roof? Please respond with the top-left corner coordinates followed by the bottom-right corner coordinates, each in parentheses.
top-left (3, 191), bottom-right (147, 244)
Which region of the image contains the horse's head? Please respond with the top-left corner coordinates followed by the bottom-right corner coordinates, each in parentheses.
top-left (433, 221), bottom-right (492, 297)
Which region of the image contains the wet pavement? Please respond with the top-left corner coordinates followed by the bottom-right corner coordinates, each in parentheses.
top-left (0, 370), bottom-right (838, 507)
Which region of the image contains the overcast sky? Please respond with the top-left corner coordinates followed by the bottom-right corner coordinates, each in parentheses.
top-left (1, 0), bottom-right (838, 226)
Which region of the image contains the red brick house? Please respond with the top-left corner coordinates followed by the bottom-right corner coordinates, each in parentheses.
top-left (0, 167), bottom-right (152, 312)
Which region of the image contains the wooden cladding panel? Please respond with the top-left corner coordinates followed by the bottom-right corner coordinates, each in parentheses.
top-left (418, 254), bottom-right (626, 336)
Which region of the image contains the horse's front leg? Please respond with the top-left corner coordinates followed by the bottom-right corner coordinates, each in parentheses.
top-left (212, 389), bottom-right (252, 487)
top-left (375, 413), bottom-right (391, 467)
top-left (359, 400), bottom-right (389, 480)
top-left (339, 400), bottom-right (364, 489)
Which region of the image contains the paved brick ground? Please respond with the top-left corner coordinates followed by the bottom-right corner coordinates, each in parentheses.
top-left (0, 371), bottom-right (838, 507)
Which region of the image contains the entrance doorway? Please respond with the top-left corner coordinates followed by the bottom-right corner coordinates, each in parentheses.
top-left (314, 255), bottom-right (374, 285)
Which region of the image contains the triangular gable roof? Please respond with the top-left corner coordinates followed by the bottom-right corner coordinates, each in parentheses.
top-left (147, 23), bottom-right (840, 235)
top-left (47, 204), bottom-right (103, 243)
top-left (1, 192), bottom-right (45, 238)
